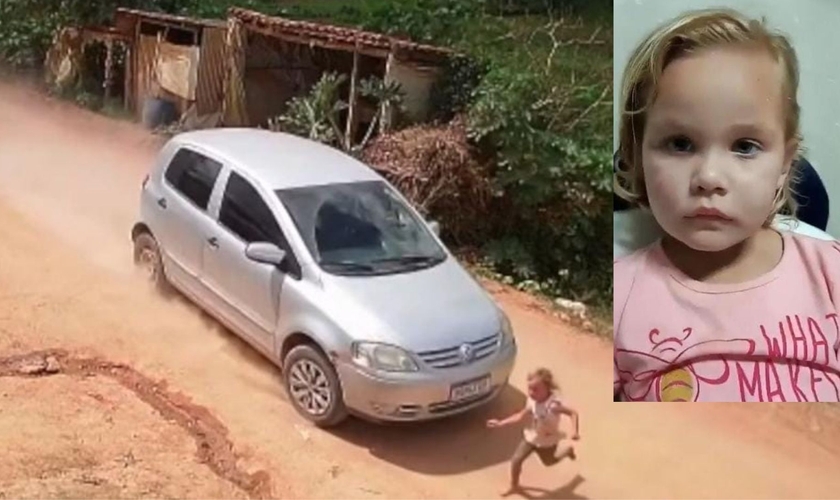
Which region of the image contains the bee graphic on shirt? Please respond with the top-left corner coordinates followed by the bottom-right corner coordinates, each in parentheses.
top-left (651, 328), bottom-right (697, 402)
top-left (656, 366), bottom-right (696, 402)
top-left (615, 328), bottom-right (756, 402)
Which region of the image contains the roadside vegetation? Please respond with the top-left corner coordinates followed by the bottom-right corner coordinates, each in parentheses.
top-left (0, 0), bottom-right (613, 334)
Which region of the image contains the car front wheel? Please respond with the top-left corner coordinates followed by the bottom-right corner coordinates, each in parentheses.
top-left (283, 344), bottom-right (348, 427)
top-left (133, 232), bottom-right (170, 293)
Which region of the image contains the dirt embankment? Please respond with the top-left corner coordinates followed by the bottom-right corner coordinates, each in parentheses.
top-left (1, 350), bottom-right (271, 498)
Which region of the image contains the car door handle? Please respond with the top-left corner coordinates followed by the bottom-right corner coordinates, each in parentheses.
top-left (207, 236), bottom-right (219, 248)
top-left (157, 197), bottom-right (167, 209)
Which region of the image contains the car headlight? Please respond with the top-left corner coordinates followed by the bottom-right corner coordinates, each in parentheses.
top-left (499, 312), bottom-right (516, 347)
top-left (352, 342), bottom-right (419, 372)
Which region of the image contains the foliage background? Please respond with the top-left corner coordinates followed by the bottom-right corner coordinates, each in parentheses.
top-left (0, 0), bottom-right (613, 315)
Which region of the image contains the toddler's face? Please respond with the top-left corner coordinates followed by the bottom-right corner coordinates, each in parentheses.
top-left (527, 378), bottom-right (550, 401)
top-left (641, 45), bottom-right (795, 252)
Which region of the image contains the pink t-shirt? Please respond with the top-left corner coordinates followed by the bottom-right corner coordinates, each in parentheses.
top-left (614, 232), bottom-right (840, 402)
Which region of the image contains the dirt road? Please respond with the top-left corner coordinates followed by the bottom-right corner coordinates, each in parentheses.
top-left (2, 81), bottom-right (840, 499)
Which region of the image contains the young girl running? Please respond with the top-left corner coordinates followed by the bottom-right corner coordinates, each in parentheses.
top-left (487, 368), bottom-right (579, 495)
top-left (614, 8), bottom-right (840, 402)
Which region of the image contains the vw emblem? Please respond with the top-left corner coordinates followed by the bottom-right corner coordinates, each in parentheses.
top-left (459, 343), bottom-right (475, 364)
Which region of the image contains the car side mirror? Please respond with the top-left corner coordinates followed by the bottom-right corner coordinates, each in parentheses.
top-left (429, 220), bottom-right (441, 237)
top-left (245, 242), bottom-right (287, 267)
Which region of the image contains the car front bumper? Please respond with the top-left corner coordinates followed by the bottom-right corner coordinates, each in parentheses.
top-left (336, 342), bottom-right (517, 422)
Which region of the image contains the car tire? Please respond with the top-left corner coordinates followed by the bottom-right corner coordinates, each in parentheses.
top-left (133, 232), bottom-right (171, 294)
top-left (283, 344), bottom-right (348, 428)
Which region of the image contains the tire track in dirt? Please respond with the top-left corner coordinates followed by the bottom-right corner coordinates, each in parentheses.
top-left (0, 348), bottom-right (273, 499)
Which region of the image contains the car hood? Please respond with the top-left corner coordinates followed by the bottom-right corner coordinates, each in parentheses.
top-left (319, 257), bottom-right (501, 353)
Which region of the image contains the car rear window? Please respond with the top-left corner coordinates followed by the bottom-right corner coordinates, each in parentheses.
top-left (164, 148), bottom-right (222, 210)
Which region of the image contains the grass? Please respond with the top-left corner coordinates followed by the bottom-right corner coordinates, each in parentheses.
top-left (589, 304), bottom-right (612, 339)
top-left (464, 257), bottom-right (613, 339)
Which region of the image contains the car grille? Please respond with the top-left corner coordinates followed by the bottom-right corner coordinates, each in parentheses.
top-left (417, 332), bottom-right (500, 369)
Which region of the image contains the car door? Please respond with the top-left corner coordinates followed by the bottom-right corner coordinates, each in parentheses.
top-left (201, 170), bottom-right (303, 354)
top-left (156, 147), bottom-right (222, 290)
top-left (156, 147), bottom-right (223, 293)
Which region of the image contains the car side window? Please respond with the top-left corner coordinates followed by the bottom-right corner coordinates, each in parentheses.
top-left (164, 148), bottom-right (222, 210)
top-left (219, 172), bottom-right (283, 243)
top-left (220, 172), bottom-right (301, 276)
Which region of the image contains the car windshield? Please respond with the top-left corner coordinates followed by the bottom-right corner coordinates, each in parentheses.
top-left (277, 181), bottom-right (447, 276)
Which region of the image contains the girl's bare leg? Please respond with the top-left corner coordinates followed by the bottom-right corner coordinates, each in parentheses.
top-left (537, 444), bottom-right (576, 466)
top-left (505, 440), bottom-right (535, 495)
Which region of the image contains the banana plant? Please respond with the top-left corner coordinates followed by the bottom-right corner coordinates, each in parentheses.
top-left (269, 71), bottom-right (404, 156)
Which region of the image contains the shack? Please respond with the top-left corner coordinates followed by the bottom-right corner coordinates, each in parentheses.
top-left (45, 25), bottom-right (131, 103)
top-left (113, 8), bottom-right (228, 124)
top-left (224, 8), bottom-right (453, 136)
top-left (47, 7), bottom-right (453, 133)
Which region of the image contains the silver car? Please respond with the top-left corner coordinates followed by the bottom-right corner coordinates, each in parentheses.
top-left (132, 129), bottom-right (517, 427)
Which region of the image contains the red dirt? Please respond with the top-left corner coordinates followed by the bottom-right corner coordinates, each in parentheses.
top-left (1, 79), bottom-right (840, 499)
top-left (0, 349), bottom-right (272, 498)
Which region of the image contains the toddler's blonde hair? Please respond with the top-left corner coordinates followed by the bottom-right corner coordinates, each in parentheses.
top-left (614, 8), bottom-right (802, 221)
top-left (528, 367), bottom-right (559, 392)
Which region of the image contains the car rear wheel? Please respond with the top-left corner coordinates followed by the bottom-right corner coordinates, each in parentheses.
top-left (283, 344), bottom-right (348, 427)
top-left (133, 232), bottom-right (170, 294)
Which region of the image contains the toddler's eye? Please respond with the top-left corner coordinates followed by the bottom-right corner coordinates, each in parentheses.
top-left (732, 139), bottom-right (762, 157)
top-left (664, 136), bottom-right (693, 153)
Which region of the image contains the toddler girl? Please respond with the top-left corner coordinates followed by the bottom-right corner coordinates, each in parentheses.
top-left (614, 9), bottom-right (840, 402)
top-left (487, 368), bottom-right (579, 494)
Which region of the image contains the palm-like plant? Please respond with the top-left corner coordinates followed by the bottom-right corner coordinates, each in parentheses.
top-left (268, 71), bottom-right (404, 156)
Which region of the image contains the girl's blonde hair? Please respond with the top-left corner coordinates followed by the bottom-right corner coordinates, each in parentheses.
top-left (528, 367), bottom-right (559, 392)
top-left (614, 8), bottom-right (802, 222)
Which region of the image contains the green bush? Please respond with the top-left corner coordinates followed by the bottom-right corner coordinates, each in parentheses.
top-left (429, 55), bottom-right (488, 123)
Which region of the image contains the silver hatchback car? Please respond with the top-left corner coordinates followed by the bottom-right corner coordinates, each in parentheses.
top-left (132, 129), bottom-right (517, 426)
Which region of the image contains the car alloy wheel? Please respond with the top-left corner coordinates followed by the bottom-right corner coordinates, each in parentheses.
top-left (288, 358), bottom-right (333, 416)
top-left (283, 344), bottom-right (348, 427)
top-left (137, 247), bottom-right (159, 281)
top-left (132, 232), bottom-right (170, 294)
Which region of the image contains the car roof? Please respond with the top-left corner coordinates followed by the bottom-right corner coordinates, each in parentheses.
top-left (172, 128), bottom-right (382, 190)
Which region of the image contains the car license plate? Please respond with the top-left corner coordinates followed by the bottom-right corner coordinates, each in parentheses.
top-left (450, 375), bottom-right (491, 402)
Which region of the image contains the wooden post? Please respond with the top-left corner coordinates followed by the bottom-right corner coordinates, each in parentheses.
top-left (103, 39), bottom-right (114, 102)
top-left (131, 21), bottom-right (142, 114)
top-left (381, 49), bottom-right (395, 134)
top-left (153, 30), bottom-right (163, 98)
top-left (222, 17), bottom-right (248, 127)
top-left (344, 39), bottom-right (360, 151)
top-left (124, 41), bottom-right (131, 109)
